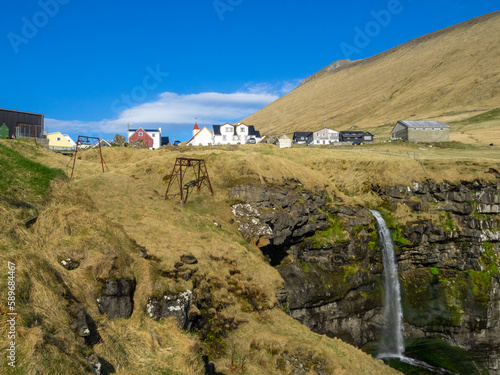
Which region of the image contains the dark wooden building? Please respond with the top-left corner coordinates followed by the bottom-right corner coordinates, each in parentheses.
top-left (339, 131), bottom-right (374, 143)
top-left (292, 131), bottom-right (312, 144)
top-left (0, 108), bottom-right (44, 138)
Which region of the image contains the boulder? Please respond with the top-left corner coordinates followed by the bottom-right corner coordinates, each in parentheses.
top-left (146, 290), bottom-right (192, 329)
top-left (60, 258), bottom-right (80, 270)
top-left (97, 278), bottom-right (135, 319)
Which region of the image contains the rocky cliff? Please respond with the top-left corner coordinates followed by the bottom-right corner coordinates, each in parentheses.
top-left (230, 180), bottom-right (500, 374)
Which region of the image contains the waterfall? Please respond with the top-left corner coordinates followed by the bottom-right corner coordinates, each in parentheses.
top-left (370, 210), bottom-right (405, 358)
top-left (371, 210), bottom-right (460, 375)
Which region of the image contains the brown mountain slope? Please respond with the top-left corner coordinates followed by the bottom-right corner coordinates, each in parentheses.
top-left (242, 11), bottom-right (500, 137)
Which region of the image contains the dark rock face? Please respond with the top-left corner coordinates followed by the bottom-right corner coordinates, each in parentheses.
top-left (146, 290), bottom-right (192, 330)
top-left (97, 278), bottom-right (135, 319)
top-left (229, 183), bottom-right (329, 265)
top-left (86, 354), bottom-right (115, 375)
top-left (69, 304), bottom-right (101, 347)
top-left (230, 181), bottom-right (500, 374)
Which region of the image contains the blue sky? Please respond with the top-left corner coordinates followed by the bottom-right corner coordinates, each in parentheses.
top-left (1, 0), bottom-right (498, 142)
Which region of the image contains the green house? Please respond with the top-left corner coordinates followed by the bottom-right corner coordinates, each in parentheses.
top-left (0, 123), bottom-right (8, 138)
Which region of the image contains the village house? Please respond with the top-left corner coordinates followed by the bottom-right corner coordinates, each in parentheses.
top-left (47, 132), bottom-right (76, 150)
top-left (308, 127), bottom-right (339, 145)
top-left (293, 131), bottom-right (312, 144)
top-left (93, 139), bottom-right (112, 148)
top-left (127, 127), bottom-right (162, 149)
top-left (391, 120), bottom-right (450, 142)
top-left (212, 122), bottom-right (261, 145)
top-left (339, 131), bottom-right (374, 143)
top-left (187, 122), bottom-right (213, 146)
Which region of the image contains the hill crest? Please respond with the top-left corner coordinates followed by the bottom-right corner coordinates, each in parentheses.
top-left (242, 11), bottom-right (500, 137)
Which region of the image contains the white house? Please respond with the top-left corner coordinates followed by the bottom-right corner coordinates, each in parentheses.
top-left (187, 123), bottom-right (213, 146)
top-left (212, 122), bottom-right (261, 145)
top-left (308, 127), bottom-right (339, 145)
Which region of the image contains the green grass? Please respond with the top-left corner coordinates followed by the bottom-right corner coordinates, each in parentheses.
top-left (430, 267), bottom-right (439, 275)
top-left (0, 143), bottom-right (64, 202)
top-left (451, 107), bottom-right (500, 125)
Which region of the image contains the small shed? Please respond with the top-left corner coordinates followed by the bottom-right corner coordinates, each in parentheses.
top-left (0, 123), bottom-right (8, 138)
top-left (391, 121), bottom-right (450, 142)
top-left (277, 135), bottom-right (292, 148)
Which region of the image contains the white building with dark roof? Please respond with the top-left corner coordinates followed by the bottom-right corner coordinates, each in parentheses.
top-left (309, 127), bottom-right (339, 145)
top-left (391, 121), bottom-right (450, 142)
top-left (212, 122), bottom-right (261, 145)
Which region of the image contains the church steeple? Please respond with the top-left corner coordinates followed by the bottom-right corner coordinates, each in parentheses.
top-left (192, 119), bottom-right (200, 137)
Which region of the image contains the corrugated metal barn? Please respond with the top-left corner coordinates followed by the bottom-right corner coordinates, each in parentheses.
top-left (0, 108), bottom-right (44, 138)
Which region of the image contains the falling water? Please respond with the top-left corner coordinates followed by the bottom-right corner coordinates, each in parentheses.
top-left (371, 210), bottom-right (460, 375)
top-left (370, 210), bottom-right (405, 358)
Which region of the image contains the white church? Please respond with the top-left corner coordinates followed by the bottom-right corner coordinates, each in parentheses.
top-left (186, 122), bottom-right (213, 146)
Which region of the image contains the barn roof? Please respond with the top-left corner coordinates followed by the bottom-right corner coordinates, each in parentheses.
top-left (397, 120), bottom-right (449, 128)
top-left (129, 128), bottom-right (161, 132)
top-left (293, 131), bottom-right (312, 137)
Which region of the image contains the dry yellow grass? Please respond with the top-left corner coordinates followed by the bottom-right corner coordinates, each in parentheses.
top-left (0, 141), bottom-right (405, 374)
top-left (242, 12), bottom-right (500, 140)
top-left (3, 135), bottom-right (498, 374)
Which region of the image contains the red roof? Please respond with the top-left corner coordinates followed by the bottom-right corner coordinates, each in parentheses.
top-left (193, 122), bottom-right (199, 130)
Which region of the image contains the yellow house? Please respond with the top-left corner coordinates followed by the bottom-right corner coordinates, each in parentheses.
top-left (47, 132), bottom-right (76, 149)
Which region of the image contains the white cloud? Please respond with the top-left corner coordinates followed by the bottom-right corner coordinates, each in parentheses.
top-left (45, 80), bottom-right (301, 139)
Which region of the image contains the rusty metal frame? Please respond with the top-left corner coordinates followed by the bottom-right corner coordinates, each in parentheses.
top-left (66, 136), bottom-right (109, 178)
top-left (14, 122), bottom-right (38, 146)
top-left (165, 158), bottom-right (214, 206)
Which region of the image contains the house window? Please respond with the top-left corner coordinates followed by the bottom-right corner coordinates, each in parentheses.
top-left (431, 128), bottom-right (435, 131)
top-left (152, 134), bottom-right (155, 137)
top-left (316, 140), bottom-right (320, 144)
top-left (413, 128), bottom-right (417, 131)
top-left (225, 127), bottom-right (233, 132)
top-left (422, 128), bottom-right (426, 131)
top-left (222, 135), bottom-right (227, 141)
top-left (440, 128), bottom-right (444, 131)
top-left (139, 132), bottom-right (143, 136)
top-left (56, 137), bottom-right (61, 141)
top-left (316, 133), bottom-right (319, 137)
top-left (240, 127), bottom-right (245, 132)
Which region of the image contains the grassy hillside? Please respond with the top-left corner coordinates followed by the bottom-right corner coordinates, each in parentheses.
top-left (0, 139), bottom-right (409, 375)
top-left (241, 12), bottom-right (500, 143)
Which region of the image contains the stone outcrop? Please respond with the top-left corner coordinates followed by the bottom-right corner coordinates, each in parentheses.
top-left (97, 278), bottom-right (135, 319)
top-left (146, 290), bottom-right (192, 329)
top-left (69, 304), bottom-right (101, 347)
top-left (60, 258), bottom-right (80, 270)
top-left (230, 180), bottom-right (500, 374)
top-left (229, 183), bottom-right (329, 264)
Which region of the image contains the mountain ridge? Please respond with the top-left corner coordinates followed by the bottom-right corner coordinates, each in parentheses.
top-left (242, 11), bottom-right (500, 137)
